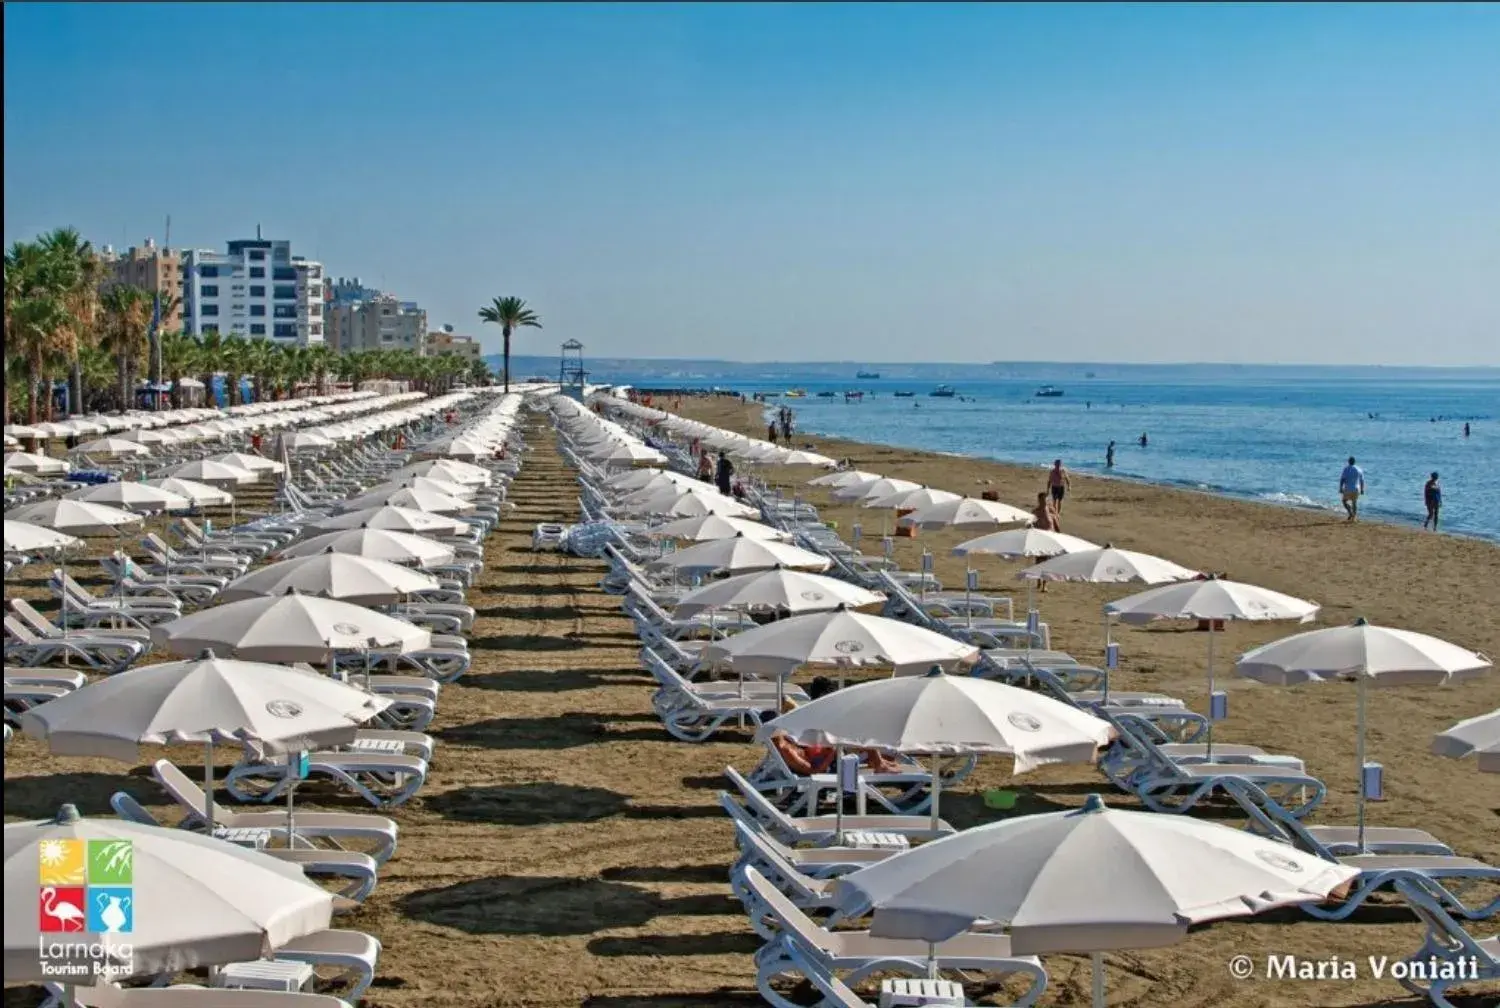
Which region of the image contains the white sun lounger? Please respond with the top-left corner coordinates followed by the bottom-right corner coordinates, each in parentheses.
top-left (723, 767), bottom-right (956, 845)
top-left (5, 615), bottom-right (145, 673)
top-left (224, 747), bottom-right (428, 809)
top-left (1390, 881), bottom-right (1500, 1008)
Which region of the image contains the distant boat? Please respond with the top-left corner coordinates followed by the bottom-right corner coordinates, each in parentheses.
top-left (785, 389), bottom-right (807, 398)
top-left (856, 371), bottom-right (881, 380)
top-left (1035, 385), bottom-right (1065, 398)
top-left (1085, 372), bottom-right (1097, 379)
top-left (929, 385), bottom-right (957, 398)
top-left (816, 390), bottom-right (838, 398)
top-left (844, 390), bottom-right (864, 400)
top-left (893, 391), bottom-right (915, 398)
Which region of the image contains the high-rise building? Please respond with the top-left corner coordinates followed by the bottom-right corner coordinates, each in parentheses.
top-left (327, 277), bottom-right (383, 307)
top-left (98, 239), bottom-right (185, 332)
top-left (181, 237), bottom-right (325, 345)
top-left (326, 293), bottom-right (427, 354)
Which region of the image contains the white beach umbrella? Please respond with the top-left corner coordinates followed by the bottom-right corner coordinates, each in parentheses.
top-left (605, 467), bottom-right (692, 492)
top-left (1021, 546), bottom-right (1200, 584)
top-left (953, 528), bottom-right (1098, 559)
top-left (5, 805), bottom-right (335, 981)
top-left (645, 513), bottom-right (791, 542)
top-left (221, 552), bottom-right (440, 605)
top-left (4, 451), bottom-right (69, 475)
top-left (7, 499), bottom-right (143, 536)
top-left (209, 451), bottom-right (286, 475)
top-left (589, 441), bottom-right (669, 467)
top-left (808, 469), bottom-right (882, 489)
top-left (833, 476), bottom-right (922, 503)
top-left (389, 458), bottom-right (492, 485)
top-left (863, 486), bottom-right (963, 512)
top-left (362, 475), bottom-right (479, 499)
top-left (67, 482), bottom-right (192, 513)
top-left (620, 487), bottom-right (759, 519)
top-left (70, 437), bottom-right (151, 458)
top-left (337, 485), bottom-right (472, 515)
top-left (830, 793), bottom-right (1358, 1007)
top-left (901, 497), bottom-right (1035, 530)
top-left (280, 526), bottom-right (457, 567)
top-left (1432, 709), bottom-right (1499, 773)
top-left (3, 520), bottom-right (81, 554)
top-left (649, 534), bottom-right (832, 575)
top-left (143, 477), bottom-right (234, 508)
top-left (613, 472), bottom-right (704, 501)
top-left (152, 592), bottom-right (433, 663)
top-left (701, 607), bottom-right (979, 677)
top-left (119, 427), bottom-right (172, 445)
top-left (773, 449), bottom-right (837, 467)
top-left (282, 430), bottom-right (333, 450)
top-left (309, 505), bottom-right (472, 535)
top-left (4, 424), bottom-right (44, 440)
top-left (1108, 577), bottom-right (1320, 755)
top-left (165, 459), bottom-right (258, 487)
top-left (1235, 619), bottom-right (1491, 847)
top-left (674, 567), bottom-right (885, 617)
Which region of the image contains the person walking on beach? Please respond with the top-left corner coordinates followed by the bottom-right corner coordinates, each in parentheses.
top-left (697, 449), bottom-right (714, 483)
top-left (767, 422), bottom-right (778, 445)
top-left (1047, 460), bottom-right (1071, 512)
top-left (1423, 472), bottom-right (1442, 530)
top-left (1031, 492), bottom-right (1061, 592)
top-left (1339, 456), bottom-right (1365, 522)
top-left (1105, 441), bottom-right (1116, 468)
top-left (715, 450), bottom-right (734, 496)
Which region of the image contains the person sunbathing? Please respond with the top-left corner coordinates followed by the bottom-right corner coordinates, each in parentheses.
top-left (768, 729), bottom-right (903, 775)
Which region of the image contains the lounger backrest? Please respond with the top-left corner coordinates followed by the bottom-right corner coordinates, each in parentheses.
top-left (11, 599), bottom-right (59, 636)
top-left (60, 572), bottom-right (97, 601)
top-left (4, 615), bottom-right (39, 643)
top-left (109, 791), bottom-right (160, 826)
top-left (1395, 879), bottom-right (1495, 961)
top-left (151, 759), bottom-right (227, 825)
top-left (1217, 778), bottom-right (1334, 860)
top-left (740, 866), bottom-right (832, 954)
top-left (723, 766), bottom-right (797, 832)
top-left (626, 582), bottom-right (671, 624)
top-left (731, 821), bottom-right (824, 901)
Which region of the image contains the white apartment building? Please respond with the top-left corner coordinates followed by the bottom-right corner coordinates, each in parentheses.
top-left (181, 237), bottom-right (325, 345)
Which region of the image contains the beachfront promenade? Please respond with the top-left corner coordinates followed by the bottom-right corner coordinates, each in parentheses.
top-left (5, 398), bottom-right (1498, 1007)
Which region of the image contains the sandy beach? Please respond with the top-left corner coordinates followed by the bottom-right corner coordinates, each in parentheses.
top-left (5, 401), bottom-right (1498, 1008)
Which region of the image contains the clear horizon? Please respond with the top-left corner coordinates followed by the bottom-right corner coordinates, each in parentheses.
top-left (5, 3), bottom-right (1498, 366)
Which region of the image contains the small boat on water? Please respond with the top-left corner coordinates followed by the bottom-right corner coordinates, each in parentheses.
top-left (1035, 385), bottom-right (1065, 398)
top-left (893, 391), bottom-right (915, 398)
top-left (844, 390), bottom-right (864, 401)
top-left (816, 390), bottom-right (838, 398)
top-left (785, 389), bottom-right (807, 398)
top-left (929, 385), bottom-right (957, 398)
top-left (856, 371), bottom-right (881, 380)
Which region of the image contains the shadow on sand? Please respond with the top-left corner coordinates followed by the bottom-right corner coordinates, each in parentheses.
top-left (401, 876), bottom-right (737, 936)
top-left (423, 782), bottom-right (724, 827)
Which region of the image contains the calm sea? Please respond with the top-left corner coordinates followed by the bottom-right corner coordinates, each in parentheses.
top-left (601, 364), bottom-right (1499, 542)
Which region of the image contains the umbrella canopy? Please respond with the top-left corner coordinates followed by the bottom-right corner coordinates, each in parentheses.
top-left (953, 528), bottom-right (1098, 559)
top-left (71, 437), bottom-right (151, 458)
top-left (674, 567), bottom-right (885, 617)
top-left (833, 476), bottom-right (922, 504)
top-left (7, 499), bottom-right (143, 536)
top-left (1432, 709), bottom-right (1499, 772)
top-left (279, 526), bottom-right (456, 567)
top-left (209, 451), bottom-right (286, 475)
top-left (832, 793), bottom-right (1358, 951)
top-left (152, 592), bottom-right (432, 663)
top-left (336, 485), bottom-right (472, 515)
top-left (619, 487), bottom-right (759, 519)
top-left (18, 654), bottom-right (390, 760)
top-left (644, 513), bottom-right (790, 543)
top-left (701, 607), bottom-right (979, 676)
top-left (164, 460), bottom-right (258, 487)
top-left (359, 475), bottom-right (479, 500)
top-left (774, 449), bottom-right (837, 467)
top-left (1106, 577), bottom-right (1319, 624)
top-left (4, 520), bottom-right (81, 554)
top-left (4, 451), bottom-right (69, 475)
top-left (389, 458), bottom-right (491, 485)
top-left (589, 441), bottom-right (668, 466)
top-left (67, 482), bottom-right (192, 513)
top-left (5, 805), bottom-right (334, 979)
top-left (863, 486), bottom-right (963, 512)
top-left (309, 505), bottom-right (471, 535)
top-left (1022, 546), bottom-right (1199, 584)
top-left (649, 534), bottom-right (831, 575)
top-left (901, 497), bottom-right (1034, 530)
top-left (220, 552), bottom-right (440, 605)
top-left (605, 467), bottom-right (694, 492)
top-left (755, 669), bottom-right (1112, 769)
top-left (808, 469), bottom-right (882, 489)
top-left (143, 477), bottom-right (234, 507)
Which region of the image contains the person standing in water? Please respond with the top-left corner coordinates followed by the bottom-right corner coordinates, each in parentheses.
top-left (1047, 460), bottom-right (1071, 512)
top-left (1339, 456), bottom-right (1365, 521)
top-left (1105, 441), bottom-right (1116, 468)
top-left (1464, 422), bottom-right (1471, 437)
top-left (1423, 472), bottom-right (1441, 530)
top-left (1139, 432), bottom-right (1148, 448)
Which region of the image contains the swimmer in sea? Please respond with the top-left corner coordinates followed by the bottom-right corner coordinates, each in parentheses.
top-left (1139, 433), bottom-right (1148, 448)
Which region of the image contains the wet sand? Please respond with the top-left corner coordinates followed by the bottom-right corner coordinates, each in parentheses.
top-left (5, 404), bottom-right (1498, 1007)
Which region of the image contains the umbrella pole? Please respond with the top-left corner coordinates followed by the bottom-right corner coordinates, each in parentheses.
top-left (204, 738), bottom-right (216, 834)
top-left (1356, 674), bottom-right (1367, 852)
top-left (1204, 622), bottom-right (1216, 761)
top-left (930, 754), bottom-right (942, 834)
top-left (1101, 611), bottom-right (1111, 704)
top-left (1091, 951), bottom-right (1106, 1008)
top-left (834, 744), bottom-right (845, 844)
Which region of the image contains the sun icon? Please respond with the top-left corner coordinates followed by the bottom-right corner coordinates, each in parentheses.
top-left (38, 839), bottom-right (85, 885)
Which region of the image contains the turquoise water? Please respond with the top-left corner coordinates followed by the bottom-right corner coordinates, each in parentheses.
top-left (608, 364), bottom-right (1499, 542)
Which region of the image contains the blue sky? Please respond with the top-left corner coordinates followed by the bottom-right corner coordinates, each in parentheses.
top-left (5, 3), bottom-right (1497, 364)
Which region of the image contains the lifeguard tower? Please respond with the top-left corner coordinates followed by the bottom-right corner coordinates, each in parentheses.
top-left (559, 339), bottom-right (589, 403)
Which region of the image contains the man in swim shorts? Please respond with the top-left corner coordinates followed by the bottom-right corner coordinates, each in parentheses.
top-left (1047, 460), bottom-right (1070, 511)
top-left (1423, 472), bottom-right (1441, 530)
top-left (1339, 456), bottom-right (1365, 521)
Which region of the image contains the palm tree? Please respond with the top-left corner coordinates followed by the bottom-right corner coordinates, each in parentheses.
top-left (477, 296), bottom-right (541, 393)
top-left (160, 332), bottom-right (199, 409)
top-left (37, 228), bottom-right (104, 418)
top-left (99, 284), bottom-right (151, 411)
top-left (196, 329), bottom-right (227, 407)
top-left (9, 292), bottom-right (69, 423)
top-left (147, 291), bottom-right (183, 402)
top-left (221, 335), bottom-right (249, 407)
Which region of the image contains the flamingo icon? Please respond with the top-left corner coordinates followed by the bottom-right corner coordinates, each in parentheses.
top-left (40, 887), bottom-right (86, 932)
